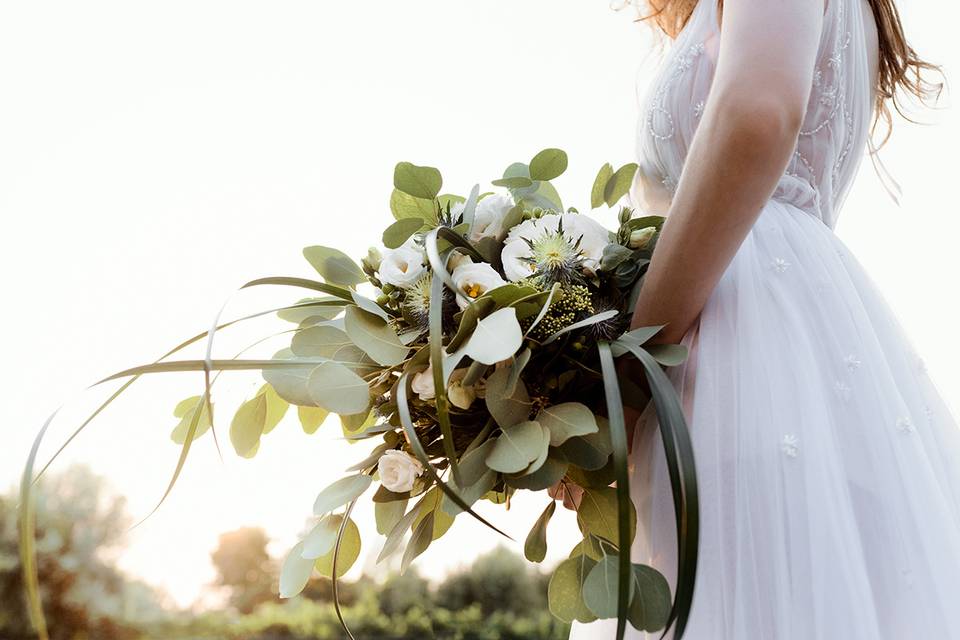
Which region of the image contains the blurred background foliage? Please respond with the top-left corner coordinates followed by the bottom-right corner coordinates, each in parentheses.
top-left (2, 466), bottom-right (568, 639)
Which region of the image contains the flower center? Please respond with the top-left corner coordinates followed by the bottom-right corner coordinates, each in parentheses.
top-left (464, 283), bottom-right (483, 298)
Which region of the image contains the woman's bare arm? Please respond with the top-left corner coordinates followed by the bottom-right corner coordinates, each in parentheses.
top-left (629, 0), bottom-right (825, 342)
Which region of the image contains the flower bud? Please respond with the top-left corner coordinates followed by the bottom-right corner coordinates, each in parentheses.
top-left (362, 246), bottom-right (383, 274)
top-left (628, 226), bottom-right (657, 250)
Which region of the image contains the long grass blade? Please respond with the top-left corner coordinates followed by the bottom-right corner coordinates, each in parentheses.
top-left (19, 412), bottom-right (56, 640)
top-left (597, 342), bottom-right (632, 640)
top-left (617, 341), bottom-right (699, 640)
top-left (424, 232), bottom-right (463, 487)
top-left (241, 276), bottom-right (354, 301)
top-left (396, 372), bottom-right (513, 540)
top-left (332, 496), bottom-right (360, 640)
top-left (35, 299), bottom-right (339, 481)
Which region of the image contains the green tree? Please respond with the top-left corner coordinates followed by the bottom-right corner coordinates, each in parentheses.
top-left (0, 465), bottom-right (163, 640)
top-left (378, 567), bottom-right (431, 616)
top-left (210, 527), bottom-right (276, 614)
top-left (435, 545), bottom-right (549, 616)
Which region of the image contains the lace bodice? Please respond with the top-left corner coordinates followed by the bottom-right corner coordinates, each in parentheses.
top-left (632, 0), bottom-right (876, 229)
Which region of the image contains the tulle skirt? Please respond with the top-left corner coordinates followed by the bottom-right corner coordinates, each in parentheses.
top-left (570, 199), bottom-right (960, 639)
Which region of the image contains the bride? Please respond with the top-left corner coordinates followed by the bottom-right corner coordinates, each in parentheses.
top-left (573, 0), bottom-right (959, 638)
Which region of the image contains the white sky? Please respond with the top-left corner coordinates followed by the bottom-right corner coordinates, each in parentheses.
top-left (2, 0), bottom-right (958, 610)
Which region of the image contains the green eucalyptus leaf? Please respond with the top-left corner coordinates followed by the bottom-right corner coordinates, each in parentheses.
top-left (383, 218), bottom-right (425, 249)
top-left (506, 455), bottom-right (568, 491)
top-left (301, 516), bottom-right (340, 559)
top-left (591, 163), bottom-right (614, 209)
top-left (524, 501), bottom-right (556, 563)
top-left (485, 366), bottom-right (532, 429)
top-left (313, 515), bottom-right (361, 578)
top-left (279, 542), bottom-right (314, 598)
top-left (313, 474), bottom-right (373, 516)
top-left (306, 361), bottom-right (370, 415)
top-left (390, 188), bottom-right (437, 223)
top-left (548, 555), bottom-right (599, 624)
top-left (401, 511), bottom-right (434, 574)
top-left (492, 176), bottom-right (534, 189)
top-left (303, 246), bottom-right (367, 287)
top-left (529, 148), bottom-right (568, 181)
top-left (378, 499), bottom-right (423, 562)
top-left (583, 555), bottom-right (636, 619)
top-left (375, 499), bottom-right (408, 536)
top-left (629, 564), bottom-right (672, 631)
top-left (558, 416), bottom-right (613, 471)
top-left (230, 394), bottom-right (267, 458)
top-left (263, 349), bottom-right (315, 406)
top-left (170, 396), bottom-right (213, 444)
top-left (256, 384), bottom-right (289, 435)
top-left (344, 306), bottom-right (409, 366)
top-left (485, 420), bottom-right (547, 473)
top-left (394, 161), bottom-right (442, 200)
top-left (298, 405), bottom-right (329, 434)
top-left (604, 163), bottom-right (639, 208)
top-left (577, 486), bottom-right (636, 546)
top-left (537, 402), bottom-right (599, 446)
top-left (412, 487), bottom-right (454, 540)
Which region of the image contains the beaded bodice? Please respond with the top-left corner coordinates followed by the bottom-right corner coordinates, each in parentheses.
top-left (632, 0), bottom-right (875, 229)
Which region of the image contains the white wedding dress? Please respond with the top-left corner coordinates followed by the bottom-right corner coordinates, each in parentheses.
top-left (571, 0), bottom-right (960, 638)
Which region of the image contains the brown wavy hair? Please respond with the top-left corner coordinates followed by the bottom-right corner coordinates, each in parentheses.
top-left (641, 0), bottom-right (944, 146)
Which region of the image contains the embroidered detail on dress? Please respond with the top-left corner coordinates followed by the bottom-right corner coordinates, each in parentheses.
top-left (693, 101), bottom-right (705, 119)
top-left (644, 42), bottom-right (706, 144)
top-left (896, 416), bottom-right (914, 433)
top-left (834, 381), bottom-right (852, 401)
top-left (843, 354), bottom-right (862, 371)
top-left (771, 258), bottom-right (791, 273)
top-left (781, 434), bottom-right (800, 458)
top-left (661, 175), bottom-right (678, 195)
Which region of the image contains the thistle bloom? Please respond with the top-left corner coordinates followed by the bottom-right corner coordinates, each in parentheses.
top-left (501, 212), bottom-right (610, 284)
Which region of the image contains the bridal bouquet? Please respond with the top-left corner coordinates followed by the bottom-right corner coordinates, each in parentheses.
top-left (21, 149), bottom-right (698, 640)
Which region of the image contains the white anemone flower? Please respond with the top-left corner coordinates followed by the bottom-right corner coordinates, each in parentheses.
top-left (451, 259), bottom-right (507, 309)
top-left (501, 212), bottom-right (611, 282)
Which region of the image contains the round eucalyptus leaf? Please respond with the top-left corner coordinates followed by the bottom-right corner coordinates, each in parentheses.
top-left (313, 515), bottom-right (361, 579)
top-left (343, 306), bottom-right (409, 366)
top-left (577, 486), bottom-right (637, 546)
top-left (301, 517), bottom-right (339, 560)
top-left (629, 564), bottom-right (672, 631)
top-left (312, 474), bottom-right (373, 516)
top-left (604, 163), bottom-right (639, 208)
top-left (529, 148), bottom-right (568, 181)
top-left (485, 420), bottom-right (547, 473)
top-left (537, 402), bottom-right (599, 446)
top-left (298, 405), bottom-right (329, 434)
top-left (383, 217), bottom-right (425, 249)
top-left (279, 541), bottom-right (314, 598)
top-left (492, 176), bottom-right (534, 189)
top-left (506, 455), bottom-right (568, 491)
top-left (583, 554), bottom-right (635, 619)
top-left (394, 161), bottom-right (442, 200)
top-left (306, 361), bottom-right (370, 415)
top-left (230, 393), bottom-right (267, 458)
top-left (303, 245), bottom-right (367, 287)
top-left (390, 188), bottom-right (437, 222)
top-left (548, 555), bottom-right (599, 624)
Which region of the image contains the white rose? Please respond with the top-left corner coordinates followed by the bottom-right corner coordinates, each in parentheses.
top-left (470, 193), bottom-right (514, 243)
top-left (411, 365), bottom-right (436, 401)
top-left (378, 449), bottom-right (424, 493)
top-left (379, 239), bottom-right (426, 289)
top-left (451, 261), bottom-right (507, 309)
top-left (628, 226), bottom-right (657, 249)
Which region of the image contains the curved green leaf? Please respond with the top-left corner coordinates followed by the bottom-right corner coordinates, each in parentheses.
top-left (343, 306), bottom-right (409, 366)
top-left (530, 148), bottom-right (568, 181)
top-left (314, 515), bottom-right (361, 578)
top-left (591, 163), bottom-right (614, 209)
top-left (394, 161), bottom-right (442, 200)
top-left (524, 501), bottom-right (556, 563)
top-left (230, 393), bottom-right (267, 458)
top-left (306, 361), bottom-right (370, 415)
top-left (303, 246), bottom-right (367, 287)
top-left (537, 402), bottom-right (599, 446)
top-left (485, 420), bottom-right (546, 473)
top-left (383, 217), bottom-right (425, 249)
top-left (279, 541), bottom-right (314, 598)
top-left (548, 555), bottom-right (599, 624)
top-left (313, 474), bottom-right (373, 516)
